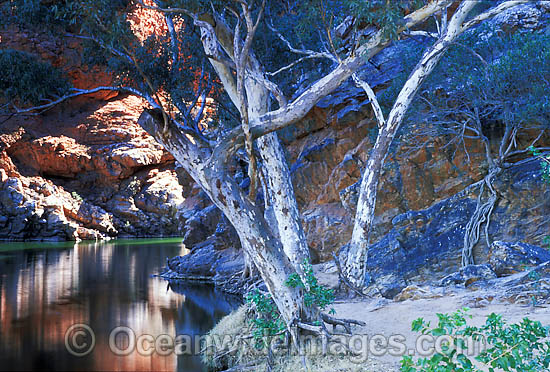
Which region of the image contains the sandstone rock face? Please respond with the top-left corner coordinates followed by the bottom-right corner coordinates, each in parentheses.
top-left (0, 24), bottom-right (220, 242)
top-left (353, 161), bottom-right (549, 298)
top-left (0, 96), bottom-right (203, 241)
top-left (0, 175), bottom-right (109, 240)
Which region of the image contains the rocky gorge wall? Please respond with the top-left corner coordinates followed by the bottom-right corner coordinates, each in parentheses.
top-left (0, 96), bottom-right (203, 240)
top-left (163, 3), bottom-right (550, 295)
top-left (1, 3), bottom-right (549, 296)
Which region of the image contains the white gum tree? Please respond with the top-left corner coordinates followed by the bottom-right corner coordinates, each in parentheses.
top-left (1, 0), bottom-right (528, 335)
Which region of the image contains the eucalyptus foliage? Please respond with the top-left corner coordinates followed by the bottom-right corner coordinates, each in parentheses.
top-left (0, 49), bottom-right (71, 105)
top-left (384, 25), bottom-right (550, 147)
top-left (1, 0), bottom-right (432, 121)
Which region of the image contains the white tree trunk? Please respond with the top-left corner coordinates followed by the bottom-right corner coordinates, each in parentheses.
top-left (201, 19), bottom-right (312, 281)
top-left (258, 134), bottom-right (311, 274)
top-left (138, 111), bottom-right (313, 326)
top-left (343, 1), bottom-right (483, 288)
top-left (247, 69), bottom-right (311, 282)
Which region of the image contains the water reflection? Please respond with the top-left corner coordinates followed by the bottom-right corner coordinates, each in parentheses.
top-left (0, 239), bottom-right (240, 371)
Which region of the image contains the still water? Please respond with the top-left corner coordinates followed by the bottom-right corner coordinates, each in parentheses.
top-left (0, 238), bottom-right (240, 371)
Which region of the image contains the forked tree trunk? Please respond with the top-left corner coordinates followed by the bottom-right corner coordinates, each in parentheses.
top-left (203, 19), bottom-right (312, 283)
top-left (138, 111), bottom-right (315, 327)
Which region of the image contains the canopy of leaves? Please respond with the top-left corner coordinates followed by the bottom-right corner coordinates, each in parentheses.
top-left (1, 0), bottom-right (436, 122)
top-left (423, 28), bottom-right (550, 129)
top-left (0, 49), bottom-right (72, 105)
top-left (378, 24), bottom-right (550, 157)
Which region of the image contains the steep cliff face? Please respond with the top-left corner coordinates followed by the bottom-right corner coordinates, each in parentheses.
top-left (1, 0), bottom-right (548, 296)
top-left (282, 2), bottom-right (550, 268)
top-left (0, 95), bottom-right (207, 240)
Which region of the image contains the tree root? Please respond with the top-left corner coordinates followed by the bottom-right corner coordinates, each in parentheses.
top-left (295, 319), bottom-right (364, 357)
top-left (462, 167), bottom-right (500, 266)
top-left (321, 312), bottom-right (366, 334)
top-left (219, 361), bottom-right (263, 372)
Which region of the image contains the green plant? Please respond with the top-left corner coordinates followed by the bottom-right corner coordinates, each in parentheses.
top-left (0, 49), bottom-right (71, 106)
top-left (245, 260), bottom-right (336, 349)
top-left (401, 308), bottom-right (550, 372)
top-left (285, 260), bottom-right (336, 314)
top-left (245, 289), bottom-right (286, 349)
top-left (528, 146), bottom-right (550, 184)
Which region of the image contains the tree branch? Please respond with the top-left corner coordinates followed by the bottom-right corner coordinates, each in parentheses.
top-left (2, 86), bottom-right (152, 116)
top-left (461, 0), bottom-right (528, 32)
top-left (266, 20), bottom-right (336, 62)
top-left (135, 0), bottom-right (194, 17)
top-left (351, 73), bottom-right (385, 128)
top-left (247, 0), bottom-right (452, 140)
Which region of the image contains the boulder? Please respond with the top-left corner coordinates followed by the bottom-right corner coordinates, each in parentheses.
top-left (164, 238), bottom-right (243, 282)
top-left (439, 264), bottom-right (497, 287)
top-left (488, 241), bottom-right (550, 277)
top-left (394, 285), bottom-right (444, 302)
top-left (182, 205), bottom-right (221, 248)
top-left (501, 261), bottom-right (550, 305)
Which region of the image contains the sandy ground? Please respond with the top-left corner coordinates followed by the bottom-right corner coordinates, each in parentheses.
top-left (329, 289), bottom-right (550, 371)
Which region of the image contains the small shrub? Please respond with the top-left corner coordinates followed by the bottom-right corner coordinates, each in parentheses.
top-left (285, 260), bottom-right (336, 313)
top-left (245, 260), bottom-right (336, 349)
top-left (401, 308), bottom-right (550, 372)
top-left (245, 289), bottom-right (286, 349)
top-left (0, 49), bottom-right (71, 106)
